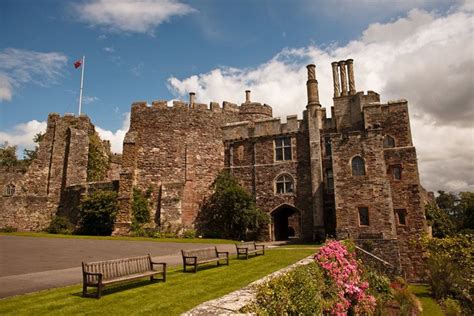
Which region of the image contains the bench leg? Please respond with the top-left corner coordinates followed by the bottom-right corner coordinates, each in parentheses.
top-left (193, 263), bottom-right (197, 273)
top-left (96, 285), bottom-right (102, 299)
top-left (150, 275), bottom-right (154, 282)
top-left (82, 284), bottom-right (87, 297)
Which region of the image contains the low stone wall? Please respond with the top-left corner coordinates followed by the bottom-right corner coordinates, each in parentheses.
top-left (0, 196), bottom-right (55, 231)
top-left (183, 254), bottom-right (314, 315)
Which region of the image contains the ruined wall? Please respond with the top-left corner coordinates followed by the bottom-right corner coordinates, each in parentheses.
top-left (115, 100), bottom-right (240, 234)
top-left (0, 113), bottom-right (113, 232)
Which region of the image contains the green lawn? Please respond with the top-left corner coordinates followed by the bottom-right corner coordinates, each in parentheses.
top-left (0, 248), bottom-right (316, 315)
top-left (0, 232), bottom-right (235, 244)
top-left (409, 284), bottom-right (443, 316)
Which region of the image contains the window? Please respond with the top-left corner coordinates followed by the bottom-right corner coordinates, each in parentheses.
top-left (275, 137), bottom-right (292, 161)
top-left (383, 135), bottom-right (395, 148)
top-left (275, 174), bottom-right (294, 194)
top-left (326, 169), bottom-right (334, 192)
top-left (395, 209), bottom-right (407, 225)
top-left (325, 137), bottom-right (332, 157)
top-left (358, 207), bottom-right (369, 226)
top-left (3, 184), bottom-right (15, 197)
top-left (391, 165), bottom-right (402, 180)
top-left (351, 156), bottom-right (366, 176)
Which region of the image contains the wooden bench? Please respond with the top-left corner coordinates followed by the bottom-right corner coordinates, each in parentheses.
top-left (181, 247), bottom-right (229, 272)
top-left (82, 254), bottom-right (166, 298)
top-left (236, 242), bottom-right (265, 259)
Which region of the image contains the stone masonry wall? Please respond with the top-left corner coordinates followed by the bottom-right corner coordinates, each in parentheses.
top-left (115, 101), bottom-right (240, 234)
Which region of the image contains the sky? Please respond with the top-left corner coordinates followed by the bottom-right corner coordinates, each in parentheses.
top-left (0, 0), bottom-right (473, 193)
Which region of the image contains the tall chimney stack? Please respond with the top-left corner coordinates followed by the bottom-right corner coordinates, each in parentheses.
top-left (347, 59), bottom-right (356, 95)
top-left (189, 92), bottom-right (195, 108)
top-left (339, 60), bottom-right (348, 96)
top-left (331, 62), bottom-right (340, 97)
top-left (245, 90), bottom-right (251, 103)
top-left (306, 64), bottom-right (320, 106)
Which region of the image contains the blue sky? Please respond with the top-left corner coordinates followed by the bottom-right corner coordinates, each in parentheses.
top-left (0, 0), bottom-right (473, 192)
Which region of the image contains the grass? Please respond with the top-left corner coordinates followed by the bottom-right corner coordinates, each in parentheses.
top-left (0, 232), bottom-right (235, 244)
top-left (409, 284), bottom-right (443, 316)
top-left (0, 248), bottom-right (316, 315)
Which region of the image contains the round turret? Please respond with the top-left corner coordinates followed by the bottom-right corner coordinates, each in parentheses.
top-left (238, 90), bottom-right (273, 121)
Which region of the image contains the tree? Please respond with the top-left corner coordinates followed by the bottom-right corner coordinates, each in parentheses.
top-left (197, 171), bottom-right (269, 240)
top-left (78, 190), bottom-right (118, 236)
top-left (459, 192), bottom-right (474, 231)
top-left (0, 143), bottom-right (20, 168)
top-left (425, 202), bottom-right (454, 238)
top-left (23, 132), bottom-right (44, 165)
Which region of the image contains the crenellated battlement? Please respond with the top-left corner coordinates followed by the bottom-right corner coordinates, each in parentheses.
top-left (223, 115), bottom-right (303, 141)
top-left (130, 98), bottom-right (246, 115)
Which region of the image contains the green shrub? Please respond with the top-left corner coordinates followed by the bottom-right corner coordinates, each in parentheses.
top-left (182, 228), bottom-right (196, 239)
top-left (78, 190), bottom-right (118, 236)
top-left (244, 262), bottom-right (338, 315)
top-left (362, 266), bottom-right (393, 315)
top-left (0, 226), bottom-right (18, 233)
top-left (197, 171), bottom-right (269, 240)
top-left (46, 216), bottom-right (73, 234)
top-left (132, 188), bottom-right (151, 226)
top-left (442, 298), bottom-right (463, 316)
top-left (421, 234), bottom-right (473, 313)
top-left (425, 202), bottom-right (455, 238)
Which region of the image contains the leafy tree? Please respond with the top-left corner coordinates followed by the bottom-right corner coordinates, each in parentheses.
top-left (425, 202), bottom-right (455, 238)
top-left (0, 143), bottom-right (20, 168)
top-left (197, 171), bottom-right (269, 240)
top-left (78, 190), bottom-right (118, 235)
top-left (459, 192), bottom-right (474, 231)
top-left (23, 132), bottom-right (44, 165)
top-left (436, 191), bottom-right (474, 232)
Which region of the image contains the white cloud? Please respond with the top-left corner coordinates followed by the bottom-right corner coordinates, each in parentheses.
top-left (74, 0), bottom-right (196, 34)
top-left (0, 120), bottom-right (47, 154)
top-left (96, 112), bottom-right (130, 153)
top-left (82, 95), bottom-right (99, 104)
top-left (168, 5), bottom-right (474, 192)
top-left (0, 48), bottom-right (67, 103)
top-left (103, 46), bottom-right (115, 53)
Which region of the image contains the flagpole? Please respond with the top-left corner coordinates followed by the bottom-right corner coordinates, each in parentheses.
top-left (78, 55), bottom-right (85, 115)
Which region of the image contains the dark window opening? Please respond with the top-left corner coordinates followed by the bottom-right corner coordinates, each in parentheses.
top-left (326, 169), bottom-right (334, 192)
top-left (276, 174), bottom-right (294, 194)
top-left (275, 137), bottom-right (292, 161)
top-left (396, 209), bottom-right (407, 225)
top-left (351, 156), bottom-right (366, 176)
top-left (392, 165), bottom-right (402, 180)
top-left (325, 137), bottom-right (332, 156)
top-left (359, 207), bottom-right (369, 226)
top-left (383, 135), bottom-right (396, 148)
top-left (3, 184), bottom-right (15, 197)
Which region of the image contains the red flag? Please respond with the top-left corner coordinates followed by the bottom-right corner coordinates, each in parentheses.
top-left (74, 59), bottom-right (82, 69)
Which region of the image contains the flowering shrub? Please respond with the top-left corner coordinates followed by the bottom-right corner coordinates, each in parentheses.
top-left (315, 240), bottom-right (377, 315)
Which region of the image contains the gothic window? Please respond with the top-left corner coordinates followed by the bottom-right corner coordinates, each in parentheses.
top-left (383, 135), bottom-right (395, 148)
top-left (358, 207), bottom-right (369, 226)
top-left (351, 156), bottom-right (366, 176)
top-left (275, 137), bottom-right (292, 161)
top-left (395, 209), bottom-right (407, 225)
top-left (326, 169), bottom-right (334, 192)
top-left (325, 137), bottom-right (332, 157)
top-left (3, 184), bottom-right (15, 197)
top-left (391, 165), bottom-right (402, 180)
top-left (275, 174), bottom-right (294, 194)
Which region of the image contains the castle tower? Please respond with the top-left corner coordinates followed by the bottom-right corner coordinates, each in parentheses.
top-left (238, 90), bottom-right (273, 122)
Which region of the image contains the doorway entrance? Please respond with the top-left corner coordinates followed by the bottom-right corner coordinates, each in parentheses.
top-left (271, 204), bottom-right (300, 241)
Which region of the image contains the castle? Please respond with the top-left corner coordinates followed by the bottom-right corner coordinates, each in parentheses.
top-left (0, 59), bottom-right (429, 280)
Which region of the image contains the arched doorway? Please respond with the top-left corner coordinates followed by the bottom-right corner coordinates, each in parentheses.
top-left (271, 204), bottom-right (301, 241)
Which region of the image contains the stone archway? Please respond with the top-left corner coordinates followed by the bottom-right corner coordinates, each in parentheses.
top-left (270, 204), bottom-right (301, 241)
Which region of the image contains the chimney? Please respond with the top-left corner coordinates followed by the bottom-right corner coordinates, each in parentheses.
top-left (245, 90), bottom-right (251, 103)
top-left (306, 64), bottom-right (320, 106)
top-left (189, 92), bottom-right (195, 108)
top-left (331, 62), bottom-right (340, 97)
top-left (339, 60), bottom-right (348, 96)
top-left (346, 59), bottom-right (356, 95)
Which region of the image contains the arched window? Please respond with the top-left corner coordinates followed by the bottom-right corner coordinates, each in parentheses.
top-left (383, 135), bottom-right (395, 148)
top-left (351, 156), bottom-right (365, 176)
top-left (3, 184), bottom-right (15, 197)
top-left (275, 174), bottom-right (294, 194)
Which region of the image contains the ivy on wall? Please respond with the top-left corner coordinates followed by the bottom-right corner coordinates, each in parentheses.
top-left (87, 133), bottom-right (109, 182)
